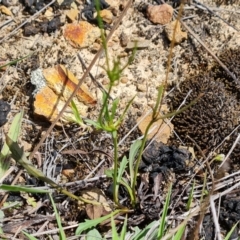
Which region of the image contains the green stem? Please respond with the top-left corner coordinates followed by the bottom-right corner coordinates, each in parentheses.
top-left (98, 84), bottom-right (113, 124)
top-left (131, 121), bottom-right (154, 206)
top-left (112, 130), bottom-right (119, 205)
top-left (131, 85), bottom-right (164, 206)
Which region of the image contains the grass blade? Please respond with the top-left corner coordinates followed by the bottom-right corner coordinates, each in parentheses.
top-left (22, 231), bottom-right (39, 240)
top-left (120, 215), bottom-right (128, 240)
top-left (157, 183), bottom-right (172, 239)
top-left (49, 193), bottom-right (66, 240)
top-left (70, 100), bottom-right (83, 125)
top-left (111, 216), bottom-right (120, 240)
top-left (224, 221), bottom-right (239, 240)
top-left (75, 210), bottom-right (121, 235)
top-left (128, 140), bottom-right (142, 187)
top-left (0, 184), bottom-right (49, 193)
top-left (0, 111), bottom-right (23, 178)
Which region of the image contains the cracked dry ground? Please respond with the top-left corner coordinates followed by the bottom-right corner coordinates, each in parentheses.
top-left (1, 0), bottom-right (240, 239)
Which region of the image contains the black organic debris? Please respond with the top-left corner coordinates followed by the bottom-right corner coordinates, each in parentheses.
top-left (136, 141), bottom-right (191, 220)
top-left (0, 100), bottom-right (10, 127)
top-left (219, 197), bottom-right (240, 239)
top-left (82, 0), bottom-right (110, 23)
top-left (140, 140), bottom-right (191, 175)
top-left (23, 17), bottom-right (62, 36)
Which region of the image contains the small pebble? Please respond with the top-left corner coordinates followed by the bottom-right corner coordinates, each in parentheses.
top-left (120, 77), bottom-right (128, 83)
top-left (120, 32), bottom-right (128, 47)
top-left (102, 78), bottom-right (109, 85)
top-left (137, 84), bottom-right (147, 92)
top-left (147, 4), bottom-right (173, 25)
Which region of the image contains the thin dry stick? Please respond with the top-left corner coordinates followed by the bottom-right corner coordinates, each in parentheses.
top-left (0, 0), bottom-right (56, 43)
top-left (29, 0), bottom-right (133, 160)
top-left (192, 0), bottom-right (239, 31)
top-left (219, 133), bottom-right (240, 168)
top-left (187, 135), bottom-right (216, 240)
top-left (0, 169), bottom-right (23, 207)
top-left (210, 197), bottom-right (222, 240)
top-left (77, 53), bottom-right (113, 100)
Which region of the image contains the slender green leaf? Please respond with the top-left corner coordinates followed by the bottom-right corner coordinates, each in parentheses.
top-left (75, 210), bottom-right (121, 235)
top-left (86, 228), bottom-right (103, 240)
top-left (0, 111), bottom-right (24, 178)
top-left (22, 231), bottom-right (39, 240)
top-left (173, 224), bottom-right (186, 240)
top-left (224, 221), bottom-right (239, 240)
top-left (6, 137), bottom-right (57, 186)
top-left (0, 53), bottom-right (35, 69)
top-left (119, 178), bottom-right (134, 202)
top-left (110, 98), bottom-right (120, 121)
top-left (115, 96), bottom-right (135, 128)
top-left (120, 215), bottom-right (128, 240)
top-left (111, 216), bottom-right (120, 240)
top-left (102, 92), bottom-right (111, 122)
top-left (157, 183), bottom-right (172, 239)
top-left (0, 184), bottom-right (49, 193)
top-left (117, 156), bottom-right (128, 185)
top-left (49, 194), bottom-right (66, 240)
top-left (70, 100), bottom-right (83, 125)
top-left (133, 220), bottom-right (158, 240)
top-left (85, 119), bottom-right (102, 129)
top-left (1, 111), bottom-right (23, 156)
top-left (128, 140), bottom-right (142, 187)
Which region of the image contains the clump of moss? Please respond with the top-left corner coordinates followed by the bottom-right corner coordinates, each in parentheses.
top-left (169, 47), bottom-right (240, 158)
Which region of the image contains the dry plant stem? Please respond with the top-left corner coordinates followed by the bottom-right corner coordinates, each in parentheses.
top-left (212, 125), bottom-right (240, 157)
top-left (219, 133), bottom-right (240, 168)
top-left (212, 179), bottom-right (240, 201)
top-left (193, 0), bottom-right (239, 31)
top-left (0, 169), bottom-right (23, 207)
top-left (0, 0), bottom-right (56, 43)
top-left (30, 224), bottom-right (79, 237)
top-left (210, 197), bottom-right (222, 240)
top-left (161, 206), bottom-right (201, 240)
top-left (0, 166), bottom-right (15, 183)
top-left (29, 0), bottom-right (133, 160)
top-left (77, 53), bottom-right (112, 100)
top-left (187, 135), bottom-right (216, 240)
top-left (180, 19), bottom-right (239, 84)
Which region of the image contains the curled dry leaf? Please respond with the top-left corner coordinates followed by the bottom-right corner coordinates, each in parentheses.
top-left (79, 188), bottom-right (112, 220)
top-left (64, 21), bottom-right (101, 48)
top-left (137, 106), bottom-right (173, 143)
top-left (34, 65), bottom-right (96, 124)
top-left (0, 5), bottom-right (12, 16)
top-left (165, 20), bottom-right (187, 44)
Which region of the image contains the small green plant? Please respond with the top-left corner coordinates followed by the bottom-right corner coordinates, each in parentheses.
top-left (70, 99), bottom-right (84, 126)
top-left (0, 110), bottom-right (23, 179)
top-left (0, 52), bottom-right (35, 70)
